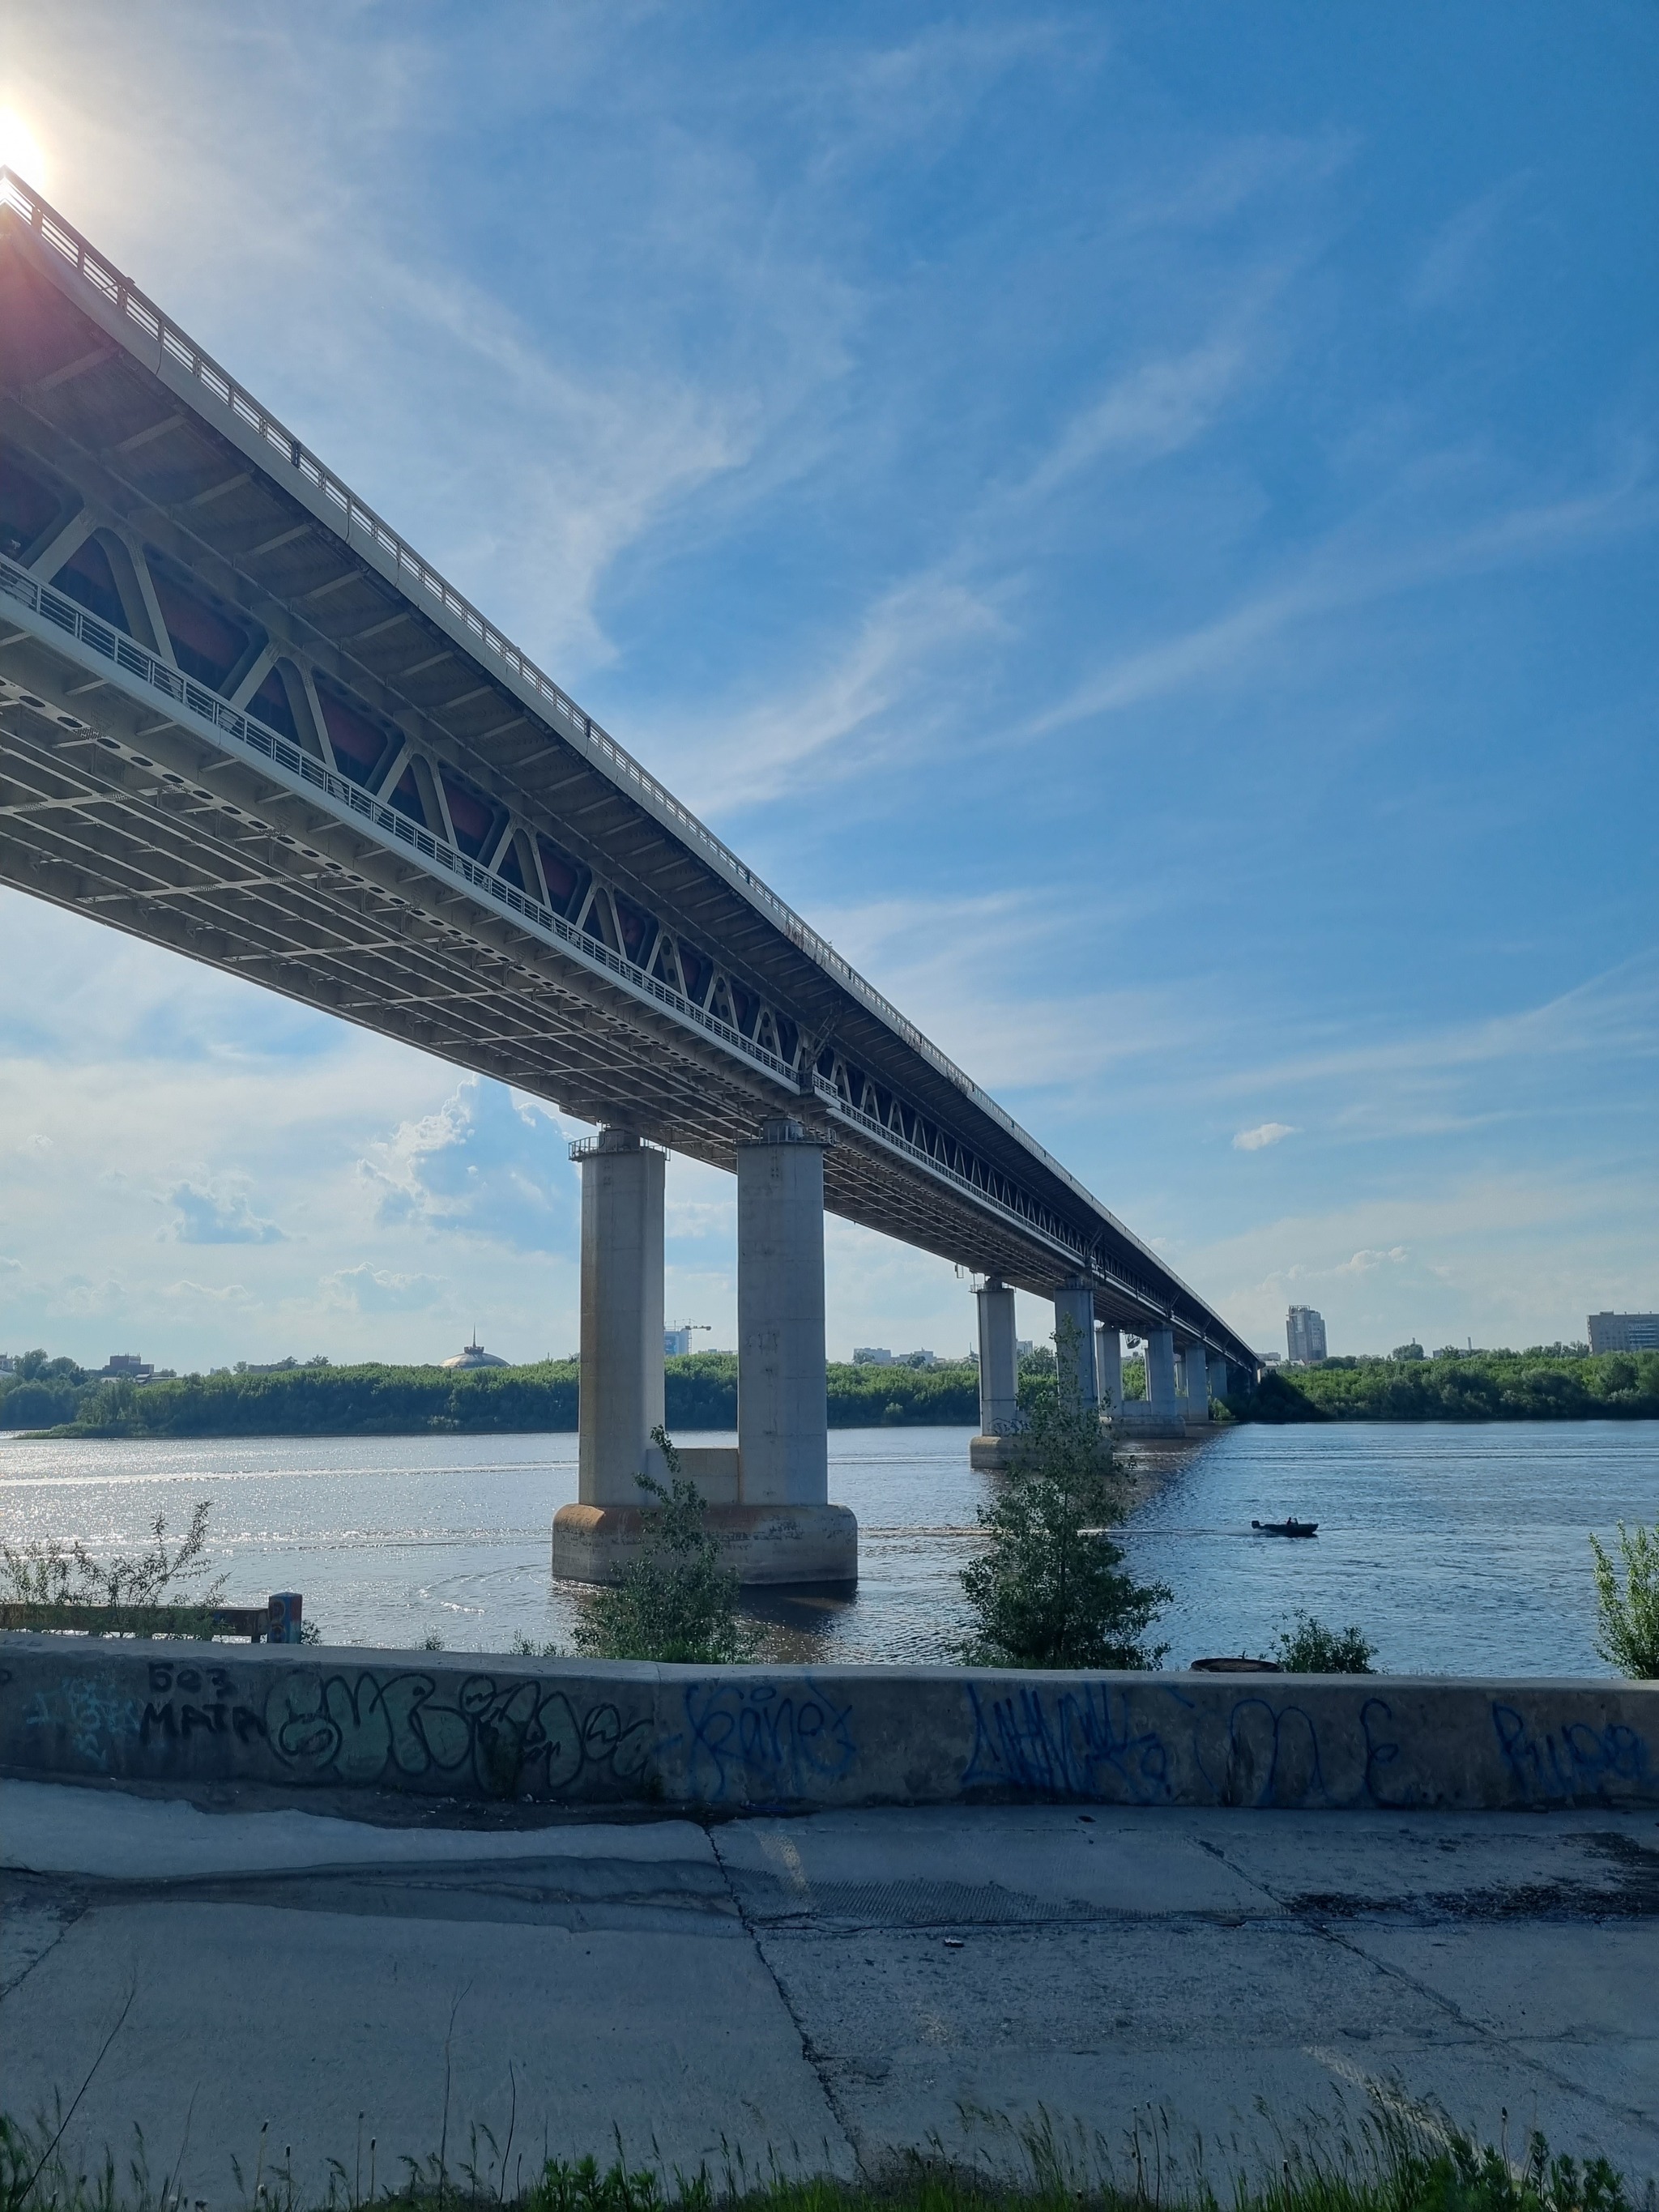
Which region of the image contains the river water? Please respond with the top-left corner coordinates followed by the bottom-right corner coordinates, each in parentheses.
top-left (2, 1421), bottom-right (1655, 1674)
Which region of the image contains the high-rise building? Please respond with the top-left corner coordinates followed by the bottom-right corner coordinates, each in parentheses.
top-left (664, 1327), bottom-right (693, 1357)
top-left (1588, 1312), bottom-right (1659, 1354)
top-left (1286, 1306), bottom-right (1327, 1364)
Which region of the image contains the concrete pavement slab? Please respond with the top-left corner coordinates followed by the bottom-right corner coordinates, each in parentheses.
top-left (2, 1899), bottom-right (855, 2200)
top-left (714, 1806), bottom-right (1269, 1922)
top-left (4, 1787), bottom-right (1657, 2197)
top-left (0, 1778), bottom-right (714, 1880)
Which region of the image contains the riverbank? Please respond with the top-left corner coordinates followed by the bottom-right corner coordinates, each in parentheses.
top-left (7, 1347), bottom-right (1657, 1443)
top-left (1254, 1349), bottom-right (1659, 1423)
top-left (2, 1352), bottom-right (981, 1440)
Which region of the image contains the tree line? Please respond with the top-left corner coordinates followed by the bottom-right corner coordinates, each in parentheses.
top-left (0, 1351), bottom-right (983, 1439)
top-left (1235, 1348), bottom-right (1659, 1423)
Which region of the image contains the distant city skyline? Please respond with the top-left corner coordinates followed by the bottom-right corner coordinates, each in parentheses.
top-left (1, 6), bottom-right (1654, 1370)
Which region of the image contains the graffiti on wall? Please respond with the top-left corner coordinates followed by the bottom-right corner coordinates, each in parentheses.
top-left (962, 1679), bottom-right (1175, 1803)
top-left (1491, 1702), bottom-right (1651, 1804)
top-left (961, 1681), bottom-right (1419, 1810)
top-left (12, 1658), bottom-right (655, 1801)
top-left (674, 1677), bottom-right (857, 1804)
top-left (263, 1669), bottom-right (655, 1798)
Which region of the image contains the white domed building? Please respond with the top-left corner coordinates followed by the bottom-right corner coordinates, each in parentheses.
top-left (441, 1339), bottom-right (510, 1371)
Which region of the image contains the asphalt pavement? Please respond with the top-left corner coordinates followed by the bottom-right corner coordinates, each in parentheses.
top-left (3, 1780), bottom-right (1656, 2199)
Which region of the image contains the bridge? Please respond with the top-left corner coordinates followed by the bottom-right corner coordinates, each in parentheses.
top-left (0, 169), bottom-right (1258, 1580)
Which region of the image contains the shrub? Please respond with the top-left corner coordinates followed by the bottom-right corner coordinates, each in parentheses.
top-left (574, 1428), bottom-right (761, 1665)
top-left (0, 1501), bottom-right (230, 1639)
top-left (960, 1319), bottom-right (1169, 1670)
top-left (1590, 1521), bottom-right (1659, 1678)
top-left (1272, 1609), bottom-right (1376, 1673)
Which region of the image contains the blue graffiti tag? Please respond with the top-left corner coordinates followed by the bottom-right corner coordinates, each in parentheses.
top-left (961, 1680), bottom-right (1174, 1801)
top-left (678, 1677), bottom-right (857, 1805)
top-left (24, 1677), bottom-right (147, 1767)
top-left (1492, 1702), bottom-right (1652, 1805)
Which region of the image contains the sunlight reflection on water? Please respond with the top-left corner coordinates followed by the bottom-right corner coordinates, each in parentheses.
top-left (2, 1420), bottom-right (1654, 1672)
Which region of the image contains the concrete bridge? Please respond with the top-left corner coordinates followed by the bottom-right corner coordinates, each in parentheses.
top-left (0, 170), bottom-right (1258, 1579)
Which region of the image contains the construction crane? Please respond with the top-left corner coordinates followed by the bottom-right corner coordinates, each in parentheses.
top-left (664, 1320), bottom-right (713, 1357)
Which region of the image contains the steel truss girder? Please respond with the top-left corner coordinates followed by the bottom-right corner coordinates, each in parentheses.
top-left (0, 176), bottom-right (1259, 1366)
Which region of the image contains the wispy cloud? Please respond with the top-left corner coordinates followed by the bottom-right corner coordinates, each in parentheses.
top-left (1233, 1122), bottom-right (1297, 1152)
top-left (672, 576), bottom-right (1004, 812)
top-left (1029, 456), bottom-right (1657, 739)
top-left (325, 1264), bottom-right (447, 1315)
top-left (1407, 175), bottom-right (1527, 311)
top-left (1220, 950), bottom-right (1659, 1102)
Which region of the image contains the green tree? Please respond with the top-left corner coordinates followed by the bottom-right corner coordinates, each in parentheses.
top-left (574, 1427), bottom-right (761, 1665)
top-left (960, 1319), bottom-right (1169, 1669)
top-left (1590, 1522), bottom-right (1659, 1678)
top-left (1271, 1609), bottom-right (1377, 1673)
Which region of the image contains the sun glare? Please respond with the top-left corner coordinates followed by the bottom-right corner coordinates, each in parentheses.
top-left (0, 109), bottom-right (48, 190)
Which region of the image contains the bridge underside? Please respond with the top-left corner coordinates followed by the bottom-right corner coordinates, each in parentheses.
top-left (0, 174), bottom-right (1257, 1370)
top-left (0, 659), bottom-right (1048, 1285)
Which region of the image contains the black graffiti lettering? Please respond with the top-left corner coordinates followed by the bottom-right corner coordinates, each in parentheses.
top-left (264, 1669), bottom-right (658, 1800)
top-left (141, 1700), bottom-right (177, 1742)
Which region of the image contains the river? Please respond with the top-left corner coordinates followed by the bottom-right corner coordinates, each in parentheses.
top-left (2, 1421), bottom-right (1656, 1673)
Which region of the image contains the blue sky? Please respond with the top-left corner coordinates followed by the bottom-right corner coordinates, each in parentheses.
top-left (2, 2), bottom-right (1655, 1370)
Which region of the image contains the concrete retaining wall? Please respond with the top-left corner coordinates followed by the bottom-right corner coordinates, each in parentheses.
top-left (2, 1634), bottom-right (1653, 1813)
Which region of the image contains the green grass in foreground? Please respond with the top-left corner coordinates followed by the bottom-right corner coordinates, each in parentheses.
top-left (1, 2099), bottom-right (1647, 2212)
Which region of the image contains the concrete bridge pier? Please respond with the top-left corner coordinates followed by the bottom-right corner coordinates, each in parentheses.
top-left (552, 1119), bottom-right (855, 1588)
top-left (1116, 1323), bottom-right (1188, 1440)
top-left (733, 1117), bottom-right (857, 1583)
top-left (1053, 1281), bottom-right (1100, 1415)
top-left (551, 1129), bottom-right (667, 1583)
top-left (1182, 1341), bottom-right (1213, 1427)
top-left (969, 1276), bottom-right (1020, 1471)
top-left (1094, 1323), bottom-right (1123, 1416)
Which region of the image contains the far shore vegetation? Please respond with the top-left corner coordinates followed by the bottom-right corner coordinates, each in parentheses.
top-left (1, 1343), bottom-right (1656, 1443)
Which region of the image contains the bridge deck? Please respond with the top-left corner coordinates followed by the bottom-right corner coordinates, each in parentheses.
top-left (0, 170), bottom-right (1255, 1366)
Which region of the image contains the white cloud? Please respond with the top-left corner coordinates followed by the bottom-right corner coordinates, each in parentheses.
top-left (165, 1183), bottom-right (284, 1247)
top-left (325, 1264), bottom-right (447, 1315)
top-left (1233, 1122), bottom-right (1297, 1152)
top-left (360, 1080), bottom-right (572, 1254)
top-left (1337, 1246), bottom-right (1410, 1274)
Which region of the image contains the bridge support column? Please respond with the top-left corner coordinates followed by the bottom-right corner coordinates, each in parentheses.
top-left (1113, 1325), bottom-right (1187, 1438)
top-left (552, 1130), bottom-right (667, 1582)
top-left (1053, 1281), bottom-right (1099, 1414)
top-left (1183, 1342), bottom-right (1212, 1426)
top-left (969, 1277), bottom-right (1019, 1471)
top-left (1145, 1328), bottom-right (1179, 1413)
top-left (1095, 1323), bottom-right (1123, 1416)
top-left (731, 1117), bottom-right (856, 1583)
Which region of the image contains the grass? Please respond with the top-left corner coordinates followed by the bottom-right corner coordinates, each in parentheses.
top-left (0, 2095), bottom-right (1648, 2212)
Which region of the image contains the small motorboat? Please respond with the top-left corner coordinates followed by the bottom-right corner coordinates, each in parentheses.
top-left (1252, 1517), bottom-right (1318, 1538)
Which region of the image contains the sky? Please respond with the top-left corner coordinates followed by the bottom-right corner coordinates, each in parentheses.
top-left (1, 2), bottom-right (1656, 1373)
